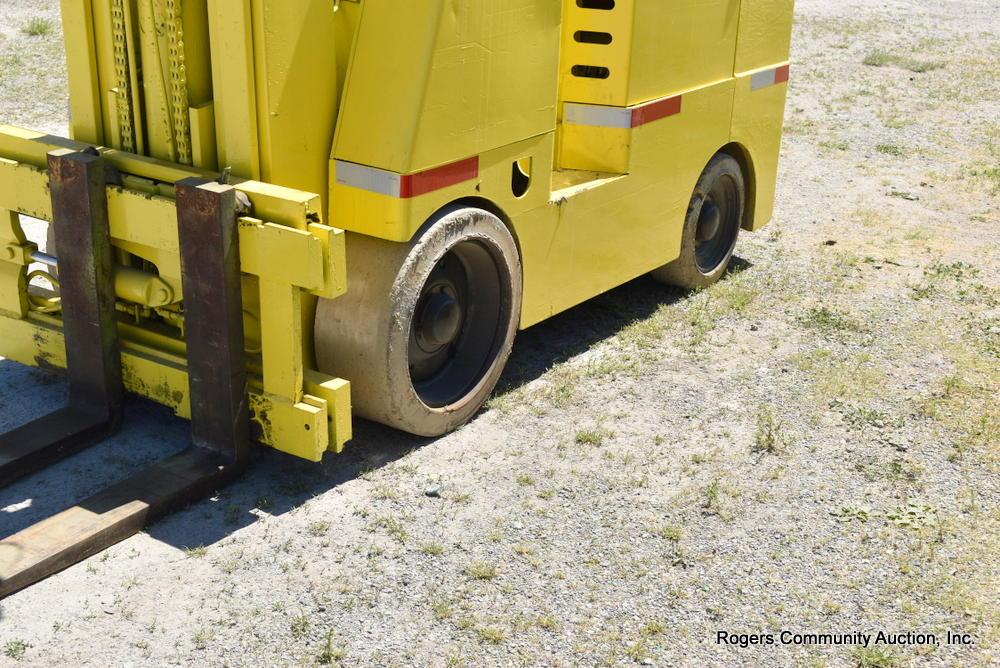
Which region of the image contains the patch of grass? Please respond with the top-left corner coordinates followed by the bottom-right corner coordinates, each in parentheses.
top-left (919, 355), bottom-right (998, 458)
top-left (804, 352), bottom-right (883, 402)
top-left (419, 542), bottom-right (445, 556)
top-left (575, 428), bottom-right (611, 446)
top-left (863, 49), bottom-right (945, 73)
top-left (842, 406), bottom-right (900, 431)
top-left (369, 515), bottom-right (408, 543)
top-left (875, 143), bottom-right (906, 158)
top-left (831, 505), bottom-right (874, 523)
top-left (290, 614), bottom-right (310, 638)
top-left (317, 631), bottom-right (345, 665)
top-left (308, 520), bottom-right (331, 537)
top-left (465, 561), bottom-right (498, 580)
top-left (886, 503), bottom-right (938, 529)
top-left (820, 139), bottom-right (851, 152)
top-left (476, 626), bottom-right (507, 644)
top-left (21, 18), bottom-right (55, 37)
top-left (537, 615), bottom-right (558, 630)
top-left (541, 364), bottom-right (582, 408)
top-left (515, 474), bottom-right (535, 487)
top-left (192, 628), bottom-right (214, 650)
top-left (752, 406), bottom-right (788, 455)
top-left (797, 306), bottom-right (862, 334)
top-left (886, 457), bottom-right (924, 482)
top-left (431, 598), bottom-right (452, 621)
top-left (853, 645), bottom-right (901, 667)
top-left (703, 479), bottom-right (729, 517)
top-left (639, 620), bottom-right (665, 637)
top-left (182, 545), bottom-right (208, 558)
top-left (966, 164), bottom-right (1000, 194)
top-left (3, 640), bottom-right (30, 661)
top-left (651, 525), bottom-right (683, 541)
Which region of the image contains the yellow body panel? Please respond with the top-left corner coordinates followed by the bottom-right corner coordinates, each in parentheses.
top-left (333, 0), bottom-right (561, 174)
top-left (560, 0), bottom-right (741, 107)
top-left (735, 0), bottom-right (796, 73)
top-left (0, 0), bottom-right (794, 459)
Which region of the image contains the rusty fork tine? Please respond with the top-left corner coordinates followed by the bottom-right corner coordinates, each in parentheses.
top-left (0, 150), bottom-right (123, 489)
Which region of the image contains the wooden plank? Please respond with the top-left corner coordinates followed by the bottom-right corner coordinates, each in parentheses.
top-left (0, 448), bottom-right (235, 599)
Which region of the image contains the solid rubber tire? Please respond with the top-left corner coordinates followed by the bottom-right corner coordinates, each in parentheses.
top-left (314, 206), bottom-right (522, 437)
top-left (651, 153), bottom-right (745, 289)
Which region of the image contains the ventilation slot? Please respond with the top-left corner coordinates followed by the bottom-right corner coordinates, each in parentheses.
top-left (571, 65), bottom-right (611, 79)
top-left (574, 30), bottom-right (613, 45)
top-left (577, 0), bottom-right (615, 9)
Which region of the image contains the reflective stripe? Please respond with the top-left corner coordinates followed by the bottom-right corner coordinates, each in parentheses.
top-left (564, 94), bottom-right (683, 129)
top-left (335, 161), bottom-right (402, 198)
top-left (402, 156), bottom-right (480, 198)
top-left (565, 103), bottom-right (633, 129)
top-left (335, 157), bottom-right (480, 199)
top-left (751, 64), bottom-right (791, 91)
top-left (630, 95), bottom-right (682, 127)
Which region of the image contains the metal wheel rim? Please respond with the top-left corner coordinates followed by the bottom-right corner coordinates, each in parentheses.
top-left (695, 174), bottom-right (741, 274)
top-left (408, 240), bottom-right (508, 409)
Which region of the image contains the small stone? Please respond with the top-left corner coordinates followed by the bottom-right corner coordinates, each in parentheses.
top-left (824, 239), bottom-right (837, 246)
top-left (750, 324), bottom-right (759, 332)
top-left (424, 485), bottom-right (441, 498)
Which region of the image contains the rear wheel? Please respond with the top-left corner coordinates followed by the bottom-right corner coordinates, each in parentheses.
top-left (652, 153), bottom-right (745, 289)
top-left (315, 206), bottom-right (521, 437)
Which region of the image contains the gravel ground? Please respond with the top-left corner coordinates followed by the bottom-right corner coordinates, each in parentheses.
top-left (1, 1), bottom-right (998, 667)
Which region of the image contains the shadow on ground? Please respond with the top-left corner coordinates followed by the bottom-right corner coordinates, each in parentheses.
top-left (0, 261), bottom-right (748, 564)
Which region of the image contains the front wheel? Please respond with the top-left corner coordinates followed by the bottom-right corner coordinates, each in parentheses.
top-left (315, 206), bottom-right (522, 437)
top-left (651, 153), bottom-right (745, 289)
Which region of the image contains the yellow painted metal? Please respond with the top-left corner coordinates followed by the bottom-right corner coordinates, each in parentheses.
top-left (333, 0), bottom-right (561, 176)
top-left (730, 67), bottom-right (790, 232)
top-left (206, 0), bottom-right (260, 178)
top-left (327, 0), bottom-right (787, 327)
top-left (331, 131), bottom-right (557, 244)
top-left (188, 102), bottom-right (218, 171)
top-left (112, 266), bottom-right (175, 307)
top-left (560, 0), bottom-right (741, 107)
top-left (0, 131), bottom-right (352, 457)
top-left (0, 314), bottom-right (347, 458)
top-left (735, 0), bottom-right (796, 74)
top-left (1, 0), bottom-right (792, 457)
top-left (0, 209), bottom-right (31, 318)
top-left (304, 370), bottom-right (351, 454)
top-left (249, 0), bottom-right (341, 205)
top-left (732, 0), bottom-right (796, 231)
top-left (59, 0), bottom-right (104, 144)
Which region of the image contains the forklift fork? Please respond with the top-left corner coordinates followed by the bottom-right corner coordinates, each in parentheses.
top-left (0, 150), bottom-right (124, 487)
top-left (0, 151), bottom-right (250, 599)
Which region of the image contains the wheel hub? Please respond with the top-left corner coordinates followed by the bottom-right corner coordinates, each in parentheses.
top-left (694, 174), bottom-right (741, 274)
top-left (416, 288), bottom-right (463, 350)
top-left (696, 198), bottom-right (722, 242)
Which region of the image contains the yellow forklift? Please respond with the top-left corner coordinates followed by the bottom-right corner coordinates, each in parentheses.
top-left (0, 0), bottom-right (794, 596)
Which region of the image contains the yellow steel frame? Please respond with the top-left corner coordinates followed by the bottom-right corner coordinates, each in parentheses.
top-left (0, 127), bottom-right (351, 461)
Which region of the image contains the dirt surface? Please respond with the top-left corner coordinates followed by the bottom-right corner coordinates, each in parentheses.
top-left (1, 1), bottom-right (998, 666)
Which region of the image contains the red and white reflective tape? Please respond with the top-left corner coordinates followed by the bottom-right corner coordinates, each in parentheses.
top-left (335, 156), bottom-right (479, 199)
top-left (750, 64), bottom-right (790, 91)
top-left (564, 94), bottom-right (683, 129)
